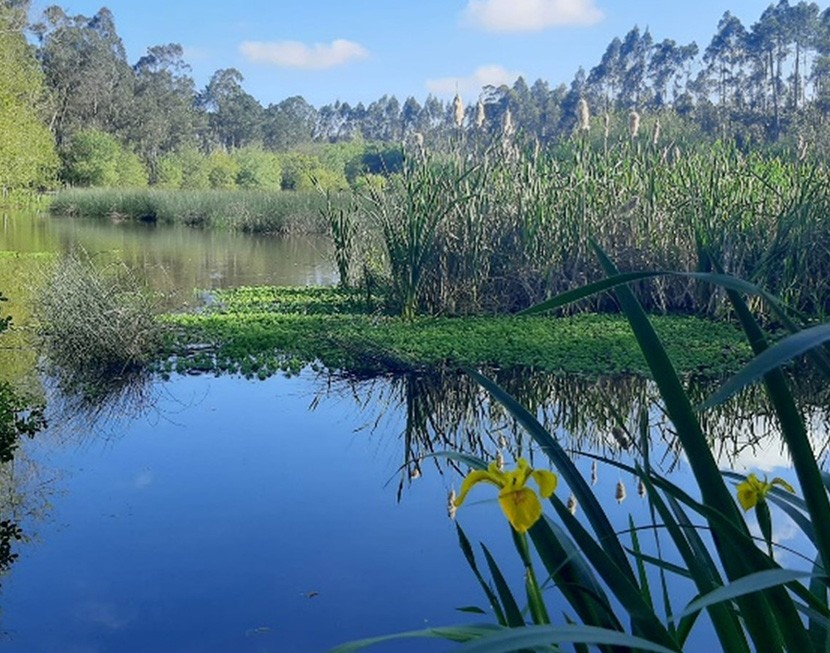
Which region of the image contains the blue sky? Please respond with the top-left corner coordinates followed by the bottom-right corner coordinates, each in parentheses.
top-left (39, 1), bottom-right (811, 108)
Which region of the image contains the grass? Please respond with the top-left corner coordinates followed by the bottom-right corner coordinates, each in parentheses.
top-left (161, 286), bottom-right (751, 379)
top-left (325, 136), bottom-right (830, 319)
top-left (48, 188), bottom-right (345, 234)
top-left (33, 250), bottom-right (169, 396)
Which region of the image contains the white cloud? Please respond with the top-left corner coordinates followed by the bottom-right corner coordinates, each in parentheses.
top-left (239, 39), bottom-right (369, 70)
top-left (463, 0), bottom-right (603, 32)
top-left (426, 64), bottom-right (522, 97)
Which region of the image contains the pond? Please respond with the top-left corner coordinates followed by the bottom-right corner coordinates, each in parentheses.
top-left (0, 210), bottom-right (827, 652)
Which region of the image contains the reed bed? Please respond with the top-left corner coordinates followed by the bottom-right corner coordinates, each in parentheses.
top-left (338, 136), bottom-right (830, 319)
top-left (48, 188), bottom-right (341, 234)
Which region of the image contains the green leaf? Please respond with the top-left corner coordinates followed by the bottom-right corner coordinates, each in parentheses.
top-left (700, 323), bottom-right (830, 410)
top-left (328, 623), bottom-right (498, 652)
top-left (456, 606), bottom-right (487, 614)
top-left (482, 542), bottom-right (525, 627)
top-left (451, 624), bottom-right (680, 653)
top-left (675, 569), bottom-right (817, 622)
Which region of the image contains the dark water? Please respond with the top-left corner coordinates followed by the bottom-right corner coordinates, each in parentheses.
top-left (0, 211), bottom-right (825, 651)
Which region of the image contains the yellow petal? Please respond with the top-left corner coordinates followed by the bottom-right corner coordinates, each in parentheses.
top-left (736, 481), bottom-right (758, 511)
top-left (771, 477), bottom-right (795, 494)
top-left (454, 469), bottom-right (503, 507)
top-left (498, 487), bottom-right (543, 533)
top-left (531, 469), bottom-right (558, 498)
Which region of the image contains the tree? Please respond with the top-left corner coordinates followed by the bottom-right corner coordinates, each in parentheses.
top-left (36, 6), bottom-right (134, 145)
top-left (262, 96), bottom-right (316, 151)
top-left (0, 4), bottom-right (58, 191)
top-left (62, 129), bottom-right (122, 186)
top-left (128, 43), bottom-right (200, 172)
top-left (199, 68), bottom-right (264, 149)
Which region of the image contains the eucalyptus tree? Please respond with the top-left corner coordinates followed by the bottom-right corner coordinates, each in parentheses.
top-left (129, 43), bottom-right (200, 174)
top-left (198, 68), bottom-right (264, 150)
top-left (35, 6), bottom-right (134, 145)
top-left (648, 38), bottom-right (698, 108)
top-left (262, 96), bottom-right (316, 151)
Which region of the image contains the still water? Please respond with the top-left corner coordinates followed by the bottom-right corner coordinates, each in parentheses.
top-left (0, 211), bottom-right (825, 651)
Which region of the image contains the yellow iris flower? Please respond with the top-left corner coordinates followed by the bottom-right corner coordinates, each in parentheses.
top-left (736, 473), bottom-right (795, 511)
top-left (454, 458), bottom-right (558, 533)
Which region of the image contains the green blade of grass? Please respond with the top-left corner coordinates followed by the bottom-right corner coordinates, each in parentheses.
top-left (700, 324), bottom-right (830, 410)
top-left (481, 542), bottom-right (525, 628)
top-left (456, 523), bottom-right (508, 626)
top-left (451, 623), bottom-right (681, 653)
top-left (675, 569), bottom-right (817, 622)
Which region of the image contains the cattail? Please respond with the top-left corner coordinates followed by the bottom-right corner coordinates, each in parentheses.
top-left (611, 426), bottom-right (630, 450)
top-left (448, 488), bottom-right (457, 520)
top-left (798, 134), bottom-right (808, 162)
top-left (409, 463), bottom-right (421, 480)
top-left (475, 100), bottom-right (486, 129)
top-left (567, 494), bottom-right (578, 515)
top-left (637, 478), bottom-right (647, 498)
top-left (452, 93), bottom-right (464, 129)
top-left (410, 131), bottom-right (425, 159)
top-left (577, 98), bottom-right (590, 131)
top-left (603, 112), bottom-right (610, 140)
top-left (629, 110), bottom-right (640, 139)
top-left (615, 480), bottom-right (627, 504)
top-left (651, 118), bottom-right (661, 147)
top-left (498, 433), bottom-right (508, 449)
top-left (591, 460), bottom-right (598, 486)
top-left (501, 108), bottom-right (515, 139)
top-left (495, 450), bottom-right (505, 471)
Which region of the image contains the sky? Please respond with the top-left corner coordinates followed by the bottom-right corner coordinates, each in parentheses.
top-left (33, 0), bottom-right (822, 109)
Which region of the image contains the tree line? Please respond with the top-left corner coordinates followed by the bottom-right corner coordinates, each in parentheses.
top-left (3, 0), bottom-right (830, 192)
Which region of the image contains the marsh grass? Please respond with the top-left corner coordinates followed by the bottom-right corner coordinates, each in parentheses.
top-left (334, 137), bottom-right (830, 319)
top-left (48, 188), bottom-right (341, 234)
top-left (34, 250), bottom-right (168, 395)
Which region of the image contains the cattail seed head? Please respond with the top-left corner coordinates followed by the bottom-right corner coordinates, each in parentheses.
top-left (629, 110), bottom-right (640, 139)
top-left (496, 450), bottom-right (505, 471)
top-left (637, 478), bottom-right (647, 498)
top-left (567, 494), bottom-right (578, 515)
top-left (577, 98), bottom-right (590, 131)
top-left (603, 112), bottom-right (611, 139)
top-left (615, 480), bottom-right (627, 504)
top-left (652, 118), bottom-right (661, 147)
top-left (448, 488), bottom-right (457, 520)
top-left (501, 108), bottom-right (515, 139)
top-left (475, 100), bottom-right (486, 129)
top-left (452, 94), bottom-right (464, 128)
top-left (591, 460), bottom-right (598, 486)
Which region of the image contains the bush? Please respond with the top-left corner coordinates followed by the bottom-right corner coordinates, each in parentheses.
top-left (62, 129), bottom-right (122, 187)
top-left (154, 153), bottom-right (184, 189)
top-left (34, 251), bottom-right (168, 390)
top-left (233, 147), bottom-right (282, 190)
top-left (117, 150), bottom-right (149, 187)
top-left (207, 151), bottom-right (239, 189)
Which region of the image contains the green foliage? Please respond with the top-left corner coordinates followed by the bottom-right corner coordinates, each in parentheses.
top-left (154, 152), bottom-right (184, 189)
top-left (233, 146), bottom-right (282, 190)
top-left (0, 6), bottom-right (58, 191)
top-left (281, 152), bottom-right (347, 191)
top-left (174, 147), bottom-right (210, 189)
top-left (62, 129), bottom-right (122, 187)
top-left (207, 150), bottom-right (239, 189)
top-left (117, 149), bottom-right (149, 187)
top-left (162, 285), bottom-right (750, 379)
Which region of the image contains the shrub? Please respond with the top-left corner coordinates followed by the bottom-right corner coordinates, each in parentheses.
top-left (233, 146), bottom-right (282, 190)
top-left (62, 129), bottom-right (122, 187)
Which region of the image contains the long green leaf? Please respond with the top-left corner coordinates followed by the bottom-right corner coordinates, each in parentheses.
top-left (328, 623), bottom-right (498, 652)
top-left (700, 323), bottom-right (830, 409)
top-left (591, 243), bottom-right (794, 652)
top-left (454, 624), bottom-right (680, 653)
top-left (456, 523), bottom-right (507, 626)
top-left (675, 569), bottom-right (816, 621)
top-left (482, 543), bottom-right (525, 627)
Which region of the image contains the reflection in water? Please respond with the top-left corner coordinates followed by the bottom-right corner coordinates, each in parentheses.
top-left (314, 367), bottom-right (830, 500)
top-left (0, 211), bottom-right (337, 310)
